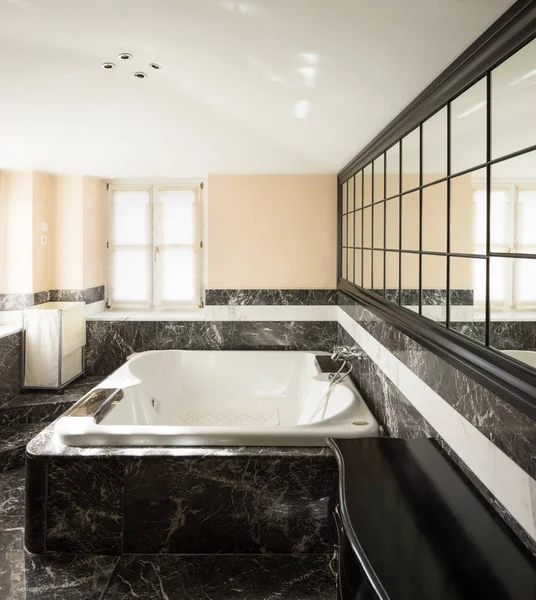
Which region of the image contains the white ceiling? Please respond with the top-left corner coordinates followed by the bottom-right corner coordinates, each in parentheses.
top-left (0, 0), bottom-right (514, 179)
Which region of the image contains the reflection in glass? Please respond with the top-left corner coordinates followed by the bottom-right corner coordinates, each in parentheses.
top-left (490, 257), bottom-right (536, 363)
top-left (401, 253), bottom-right (419, 312)
top-left (348, 176), bottom-right (355, 212)
top-left (491, 150), bottom-right (536, 255)
top-left (492, 37), bottom-right (536, 160)
top-left (451, 168), bottom-right (486, 255)
top-left (401, 191), bottom-right (419, 250)
top-left (355, 171), bottom-right (363, 209)
top-left (341, 246), bottom-right (347, 280)
top-left (451, 77), bottom-right (487, 174)
top-left (402, 128), bottom-right (420, 192)
top-left (342, 214), bottom-right (347, 247)
top-left (385, 251), bottom-right (399, 304)
top-left (348, 246), bottom-right (354, 284)
top-left (449, 256), bottom-right (486, 344)
top-left (373, 202), bottom-right (385, 248)
top-left (342, 180), bottom-right (348, 213)
top-left (373, 250), bottom-right (384, 296)
top-left (386, 143), bottom-right (400, 198)
top-left (422, 255), bottom-right (446, 325)
top-left (363, 250), bottom-right (372, 289)
top-left (355, 210), bottom-right (362, 248)
top-left (354, 249), bottom-right (362, 286)
top-left (385, 198), bottom-right (400, 249)
top-left (423, 107), bottom-right (447, 182)
top-left (422, 181), bottom-right (447, 252)
top-left (374, 155), bottom-right (385, 202)
top-left (364, 164), bottom-right (372, 206)
top-left (363, 207), bottom-right (372, 247)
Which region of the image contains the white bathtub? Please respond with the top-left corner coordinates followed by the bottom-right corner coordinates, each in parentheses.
top-left (54, 350), bottom-right (378, 446)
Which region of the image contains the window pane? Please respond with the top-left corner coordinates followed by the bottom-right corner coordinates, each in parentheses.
top-left (422, 255), bottom-right (446, 326)
top-left (112, 190), bottom-right (150, 245)
top-left (401, 191), bottom-right (419, 251)
top-left (342, 181), bottom-right (348, 213)
top-left (373, 202), bottom-right (384, 248)
top-left (159, 248), bottom-right (196, 303)
top-left (354, 249), bottom-right (362, 286)
top-left (374, 155), bottom-right (385, 202)
top-left (422, 181), bottom-right (447, 252)
top-left (386, 143), bottom-right (400, 198)
top-left (355, 171), bottom-right (363, 209)
top-left (112, 249), bottom-right (150, 303)
top-left (363, 164), bottom-right (372, 206)
top-left (517, 189), bottom-right (536, 246)
top-left (451, 77), bottom-right (487, 174)
top-left (348, 176), bottom-right (355, 212)
top-left (385, 252), bottom-right (399, 304)
top-left (449, 257), bottom-right (486, 344)
top-left (373, 250), bottom-right (384, 296)
top-left (423, 107), bottom-right (447, 183)
top-left (159, 190), bottom-right (196, 245)
top-left (401, 128), bottom-right (420, 192)
top-left (451, 168), bottom-right (485, 254)
top-left (401, 253), bottom-right (419, 313)
top-left (492, 37), bottom-right (536, 159)
top-left (385, 198), bottom-right (400, 250)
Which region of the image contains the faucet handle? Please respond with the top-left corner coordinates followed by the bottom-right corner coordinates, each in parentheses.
top-left (331, 345), bottom-right (365, 361)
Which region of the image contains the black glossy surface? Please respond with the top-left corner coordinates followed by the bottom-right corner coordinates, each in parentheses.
top-left (329, 437), bottom-right (536, 600)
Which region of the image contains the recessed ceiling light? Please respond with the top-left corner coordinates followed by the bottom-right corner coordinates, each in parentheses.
top-left (119, 53), bottom-right (132, 61)
top-left (149, 63), bottom-right (162, 71)
top-left (101, 62), bottom-right (115, 70)
top-left (134, 71), bottom-right (147, 80)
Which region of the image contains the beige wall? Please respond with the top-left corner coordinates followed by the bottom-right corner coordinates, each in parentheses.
top-left (32, 173), bottom-right (54, 293)
top-left (0, 171), bottom-right (104, 294)
top-left (0, 172), bottom-right (33, 293)
top-left (208, 175), bottom-right (337, 289)
top-left (362, 173), bottom-right (474, 291)
top-left (82, 177), bottom-right (103, 289)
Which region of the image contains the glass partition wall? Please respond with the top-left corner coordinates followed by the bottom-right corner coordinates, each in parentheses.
top-left (340, 35), bottom-right (536, 370)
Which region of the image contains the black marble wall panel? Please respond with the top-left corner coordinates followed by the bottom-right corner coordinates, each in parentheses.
top-left (0, 332), bottom-right (21, 402)
top-left (205, 289), bottom-right (338, 305)
top-left (85, 321), bottom-right (338, 376)
top-left (25, 456), bottom-right (48, 553)
top-left (49, 285), bottom-right (105, 304)
top-left (378, 289), bottom-right (474, 306)
top-left (123, 454), bottom-right (336, 554)
top-left (46, 458), bottom-right (124, 554)
top-left (338, 292), bottom-right (536, 480)
top-left (0, 291), bottom-right (50, 311)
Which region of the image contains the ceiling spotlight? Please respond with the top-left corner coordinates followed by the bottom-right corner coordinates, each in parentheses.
top-left (149, 63), bottom-right (162, 70)
top-left (101, 62), bottom-right (115, 70)
top-left (134, 71), bottom-right (147, 79)
top-left (119, 53), bottom-right (132, 61)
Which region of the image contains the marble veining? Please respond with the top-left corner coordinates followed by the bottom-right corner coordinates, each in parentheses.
top-left (338, 292), bottom-right (536, 480)
top-left (205, 289), bottom-right (338, 306)
top-left (46, 458), bottom-right (125, 554)
top-left (123, 455), bottom-right (336, 555)
top-left (0, 331), bottom-right (21, 403)
top-left (0, 292), bottom-right (50, 311)
top-left (0, 467), bottom-right (25, 527)
top-left (85, 320), bottom-right (337, 375)
top-left (0, 553), bottom-right (118, 600)
top-left (101, 554), bottom-right (335, 600)
top-left (0, 423), bottom-right (46, 472)
top-left (49, 285), bottom-right (105, 305)
top-left (0, 377), bottom-right (100, 427)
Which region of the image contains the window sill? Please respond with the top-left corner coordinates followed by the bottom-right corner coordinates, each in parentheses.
top-left (87, 310), bottom-right (206, 322)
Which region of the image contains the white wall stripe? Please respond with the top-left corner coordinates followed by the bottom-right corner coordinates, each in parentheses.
top-left (338, 307), bottom-right (536, 542)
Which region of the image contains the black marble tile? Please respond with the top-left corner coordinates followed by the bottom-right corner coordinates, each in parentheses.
top-left (25, 456), bottom-right (48, 554)
top-left (46, 458), bottom-right (124, 554)
top-left (85, 321), bottom-right (337, 376)
top-left (0, 376), bottom-right (101, 426)
top-left (49, 285), bottom-right (105, 304)
top-left (0, 553), bottom-right (118, 600)
top-left (0, 423), bottom-right (46, 472)
top-left (490, 321), bottom-right (536, 352)
top-left (123, 454), bottom-right (336, 554)
top-left (0, 331), bottom-right (21, 403)
top-left (205, 289), bottom-right (338, 306)
top-left (0, 527), bottom-right (23, 552)
top-left (339, 291), bottom-right (536, 480)
top-left (0, 292), bottom-right (49, 311)
top-left (101, 554), bottom-right (335, 600)
top-left (0, 467), bottom-right (25, 526)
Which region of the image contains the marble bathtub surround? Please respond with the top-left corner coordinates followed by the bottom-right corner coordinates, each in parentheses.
top-left (0, 331), bottom-right (20, 403)
top-left (204, 289), bottom-right (338, 306)
top-left (26, 424), bottom-right (337, 555)
top-left (337, 293), bottom-right (536, 552)
top-left (49, 285), bottom-right (105, 304)
top-left (85, 320), bottom-right (338, 376)
top-left (0, 291), bottom-right (50, 312)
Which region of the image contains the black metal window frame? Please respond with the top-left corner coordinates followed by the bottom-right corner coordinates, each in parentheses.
top-left (337, 0), bottom-right (536, 421)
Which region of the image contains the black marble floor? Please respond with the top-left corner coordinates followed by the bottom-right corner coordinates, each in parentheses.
top-left (0, 468), bottom-right (336, 599)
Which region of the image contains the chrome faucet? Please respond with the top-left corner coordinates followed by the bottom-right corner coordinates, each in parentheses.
top-left (331, 345), bottom-right (366, 362)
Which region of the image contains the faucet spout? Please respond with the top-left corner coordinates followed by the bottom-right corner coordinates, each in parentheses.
top-left (331, 345), bottom-right (365, 362)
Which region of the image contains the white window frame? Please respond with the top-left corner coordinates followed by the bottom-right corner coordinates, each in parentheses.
top-left (472, 180), bottom-right (536, 311)
top-left (105, 181), bottom-right (204, 311)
